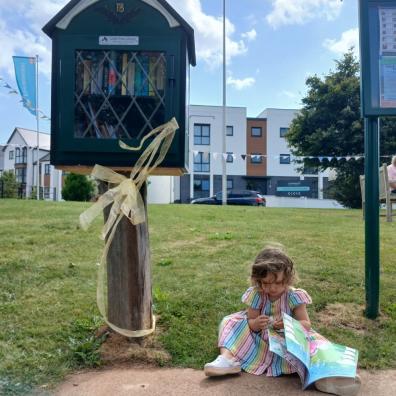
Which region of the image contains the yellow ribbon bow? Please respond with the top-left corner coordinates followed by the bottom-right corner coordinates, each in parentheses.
top-left (79, 117), bottom-right (179, 337)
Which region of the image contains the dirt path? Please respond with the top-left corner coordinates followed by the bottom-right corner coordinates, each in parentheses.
top-left (55, 367), bottom-right (396, 396)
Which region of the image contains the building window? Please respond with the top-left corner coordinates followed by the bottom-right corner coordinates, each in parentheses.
top-left (280, 154), bottom-right (291, 164)
top-left (194, 124), bottom-right (210, 145)
top-left (303, 166), bottom-right (318, 175)
top-left (226, 152), bottom-right (234, 163)
top-left (45, 164), bottom-right (51, 175)
top-left (226, 125), bottom-right (233, 136)
top-left (193, 152), bottom-right (210, 172)
top-left (250, 153), bottom-right (262, 163)
top-left (15, 167), bottom-right (26, 184)
top-left (227, 178), bottom-right (233, 190)
top-left (9, 150), bottom-right (14, 160)
top-left (193, 175), bottom-right (210, 199)
top-left (15, 148), bottom-right (21, 164)
top-left (44, 187), bottom-right (51, 199)
top-left (251, 127), bottom-right (262, 137)
top-left (22, 147), bottom-right (27, 163)
top-left (280, 127), bottom-right (289, 137)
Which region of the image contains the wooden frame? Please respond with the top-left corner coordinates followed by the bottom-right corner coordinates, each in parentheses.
top-left (360, 163), bottom-right (396, 221)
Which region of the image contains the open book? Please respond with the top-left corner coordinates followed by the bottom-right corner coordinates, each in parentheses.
top-left (268, 313), bottom-right (358, 389)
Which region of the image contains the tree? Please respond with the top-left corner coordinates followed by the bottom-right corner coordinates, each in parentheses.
top-left (0, 170), bottom-right (19, 198)
top-left (62, 173), bottom-right (95, 202)
top-left (286, 50), bottom-right (396, 208)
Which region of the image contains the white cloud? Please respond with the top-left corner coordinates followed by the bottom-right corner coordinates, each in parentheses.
top-left (0, 1), bottom-right (67, 78)
top-left (323, 28), bottom-right (359, 56)
top-left (266, 0), bottom-right (343, 28)
top-left (279, 90), bottom-right (299, 99)
top-left (0, 0), bottom-right (251, 80)
top-left (226, 75), bottom-right (255, 90)
top-left (241, 29), bottom-right (257, 41)
top-left (168, 0), bottom-right (248, 67)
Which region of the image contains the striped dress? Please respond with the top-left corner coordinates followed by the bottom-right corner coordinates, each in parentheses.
top-left (218, 286), bottom-right (312, 376)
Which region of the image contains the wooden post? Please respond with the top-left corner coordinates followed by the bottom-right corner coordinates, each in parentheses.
top-left (100, 181), bottom-right (153, 333)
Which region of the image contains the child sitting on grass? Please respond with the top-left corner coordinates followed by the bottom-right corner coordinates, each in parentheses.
top-left (204, 245), bottom-right (361, 396)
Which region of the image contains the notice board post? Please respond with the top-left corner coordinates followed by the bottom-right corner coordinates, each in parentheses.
top-left (359, 0), bottom-right (396, 318)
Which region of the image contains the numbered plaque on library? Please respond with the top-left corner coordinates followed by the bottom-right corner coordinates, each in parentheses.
top-left (43, 0), bottom-right (196, 173)
top-left (359, 0), bottom-right (396, 116)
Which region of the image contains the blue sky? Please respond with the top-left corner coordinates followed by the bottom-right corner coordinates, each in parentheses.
top-left (0, 0), bottom-right (359, 144)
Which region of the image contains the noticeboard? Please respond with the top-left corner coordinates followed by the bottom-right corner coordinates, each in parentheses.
top-left (359, 0), bottom-right (396, 116)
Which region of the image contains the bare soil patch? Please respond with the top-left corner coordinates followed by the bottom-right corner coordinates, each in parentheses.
top-left (316, 303), bottom-right (388, 334)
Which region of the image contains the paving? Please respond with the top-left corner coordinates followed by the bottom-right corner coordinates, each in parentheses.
top-left (55, 367), bottom-right (396, 396)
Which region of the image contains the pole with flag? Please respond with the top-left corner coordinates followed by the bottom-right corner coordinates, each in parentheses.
top-left (222, 0), bottom-right (227, 205)
top-left (12, 55), bottom-right (40, 199)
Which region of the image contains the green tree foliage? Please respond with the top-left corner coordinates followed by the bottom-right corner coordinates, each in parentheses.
top-left (0, 170), bottom-right (19, 198)
top-left (286, 50), bottom-right (396, 208)
top-left (62, 173), bottom-right (95, 202)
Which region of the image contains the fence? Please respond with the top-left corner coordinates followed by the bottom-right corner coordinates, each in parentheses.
top-left (0, 181), bottom-right (58, 200)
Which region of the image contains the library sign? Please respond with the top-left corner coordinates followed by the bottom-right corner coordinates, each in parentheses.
top-left (43, 0), bottom-right (196, 174)
top-left (359, 0), bottom-right (396, 116)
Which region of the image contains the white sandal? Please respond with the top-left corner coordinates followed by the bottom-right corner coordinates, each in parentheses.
top-left (204, 355), bottom-right (241, 377)
top-left (314, 375), bottom-right (361, 396)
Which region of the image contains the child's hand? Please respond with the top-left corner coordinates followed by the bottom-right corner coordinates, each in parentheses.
top-left (272, 319), bottom-right (284, 330)
top-left (253, 315), bottom-right (270, 331)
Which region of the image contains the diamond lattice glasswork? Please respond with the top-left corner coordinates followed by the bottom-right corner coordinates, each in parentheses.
top-left (75, 50), bottom-right (166, 140)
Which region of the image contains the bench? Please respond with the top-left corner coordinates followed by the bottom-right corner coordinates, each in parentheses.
top-left (360, 163), bottom-right (396, 222)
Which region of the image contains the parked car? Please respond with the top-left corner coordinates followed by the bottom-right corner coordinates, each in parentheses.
top-left (191, 190), bottom-right (266, 206)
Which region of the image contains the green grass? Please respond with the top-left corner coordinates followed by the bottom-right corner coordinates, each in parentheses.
top-left (0, 200), bottom-right (395, 394)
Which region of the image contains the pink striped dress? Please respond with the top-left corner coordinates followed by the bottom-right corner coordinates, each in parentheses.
top-left (218, 286), bottom-right (312, 376)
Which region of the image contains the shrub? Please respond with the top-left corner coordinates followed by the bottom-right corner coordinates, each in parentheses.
top-left (62, 173), bottom-right (95, 202)
top-left (0, 171), bottom-right (19, 198)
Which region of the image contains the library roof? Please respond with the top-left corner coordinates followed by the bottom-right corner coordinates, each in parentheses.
top-left (42, 0), bottom-right (196, 66)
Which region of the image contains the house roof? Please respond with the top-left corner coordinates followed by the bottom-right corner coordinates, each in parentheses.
top-left (42, 0), bottom-right (196, 66)
top-left (4, 128), bottom-right (51, 150)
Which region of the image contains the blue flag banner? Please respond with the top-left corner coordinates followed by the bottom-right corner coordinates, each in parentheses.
top-left (12, 56), bottom-right (37, 116)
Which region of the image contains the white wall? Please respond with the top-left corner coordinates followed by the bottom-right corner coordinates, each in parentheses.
top-left (258, 108), bottom-right (300, 177)
top-left (147, 176), bottom-right (174, 204)
top-left (188, 105), bottom-right (247, 197)
top-left (264, 195), bottom-right (344, 209)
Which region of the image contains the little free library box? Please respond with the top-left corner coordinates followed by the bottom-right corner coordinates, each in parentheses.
top-left (43, 0), bottom-right (196, 175)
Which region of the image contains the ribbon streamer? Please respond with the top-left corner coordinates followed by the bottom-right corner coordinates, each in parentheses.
top-left (80, 117), bottom-right (179, 337)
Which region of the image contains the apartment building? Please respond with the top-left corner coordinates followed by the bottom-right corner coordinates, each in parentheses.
top-left (258, 108), bottom-right (329, 200)
top-left (175, 106), bottom-right (330, 203)
top-left (2, 127), bottom-right (63, 200)
top-left (179, 105), bottom-right (247, 203)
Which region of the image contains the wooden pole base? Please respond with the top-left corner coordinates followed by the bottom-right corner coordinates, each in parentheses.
top-left (100, 181), bottom-right (153, 333)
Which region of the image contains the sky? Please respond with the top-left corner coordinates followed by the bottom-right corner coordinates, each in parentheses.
top-left (0, 0), bottom-right (359, 144)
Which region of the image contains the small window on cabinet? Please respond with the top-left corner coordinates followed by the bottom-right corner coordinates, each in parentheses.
top-left (226, 126), bottom-right (233, 136)
top-left (74, 50), bottom-right (166, 141)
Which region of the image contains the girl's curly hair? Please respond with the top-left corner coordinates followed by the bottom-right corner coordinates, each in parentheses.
top-left (251, 244), bottom-right (297, 288)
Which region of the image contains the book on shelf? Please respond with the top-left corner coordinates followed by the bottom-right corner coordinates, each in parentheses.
top-left (127, 60), bottom-right (135, 96)
top-left (135, 54), bottom-right (149, 96)
top-left (121, 53), bottom-right (128, 95)
top-left (82, 60), bottom-right (92, 94)
top-left (268, 313), bottom-right (359, 389)
top-left (108, 52), bottom-right (117, 95)
top-left (148, 56), bottom-right (157, 96)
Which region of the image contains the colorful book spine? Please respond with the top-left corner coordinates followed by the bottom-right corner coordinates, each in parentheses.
top-left (102, 63), bottom-right (109, 95)
top-left (108, 51), bottom-right (118, 95)
top-left (82, 60), bottom-right (92, 94)
top-left (141, 55), bottom-right (149, 96)
top-left (127, 61), bottom-right (135, 96)
top-left (121, 53), bottom-right (128, 95)
top-left (148, 56), bottom-right (156, 96)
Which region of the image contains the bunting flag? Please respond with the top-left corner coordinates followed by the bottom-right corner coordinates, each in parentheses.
top-left (13, 56), bottom-right (37, 116)
top-left (191, 150), bottom-right (367, 162)
top-left (0, 74), bottom-right (51, 121)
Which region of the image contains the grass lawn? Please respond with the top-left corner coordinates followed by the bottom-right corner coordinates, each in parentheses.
top-left (0, 199), bottom-right (395, 394)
